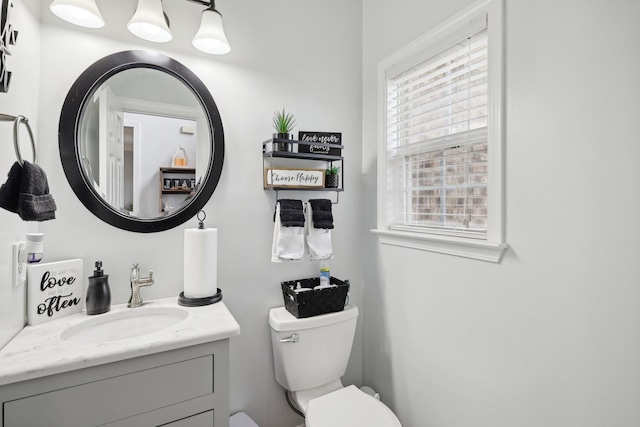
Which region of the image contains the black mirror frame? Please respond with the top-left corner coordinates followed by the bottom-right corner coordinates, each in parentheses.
top-left (59, 50), bottom-right (224, 233)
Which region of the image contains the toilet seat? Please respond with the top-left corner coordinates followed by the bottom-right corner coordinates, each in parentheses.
top-left (305, 385), bottom-right (401, 427)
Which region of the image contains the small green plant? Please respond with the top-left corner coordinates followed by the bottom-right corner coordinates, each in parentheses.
top-left (272, 108), bottom-right (297, 134)
top-left (326, 166), bottom-right (340, 175)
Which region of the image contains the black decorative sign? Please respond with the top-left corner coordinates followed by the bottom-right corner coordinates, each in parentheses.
top-left (0, 0), bottom-right (18, 93)
top-left (297, 131), bottom-right (342, 156)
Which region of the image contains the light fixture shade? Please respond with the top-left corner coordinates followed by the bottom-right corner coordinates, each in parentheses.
top-left (127, 0), bottom-right (172, 43)
top-left (192, 7), bottom-right (231, 55)
top-left (49, 0), bottom-right (105, 28)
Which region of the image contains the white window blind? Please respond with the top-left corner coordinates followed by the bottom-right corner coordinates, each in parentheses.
top-left (385, 21), bottom-right (489, 238)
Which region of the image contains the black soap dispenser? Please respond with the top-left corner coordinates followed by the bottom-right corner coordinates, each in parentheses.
top-left (86, 261), bottom-right (111, 315)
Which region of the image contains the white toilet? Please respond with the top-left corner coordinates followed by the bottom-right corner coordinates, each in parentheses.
top-left (269, 304), bottom-right (401, 427)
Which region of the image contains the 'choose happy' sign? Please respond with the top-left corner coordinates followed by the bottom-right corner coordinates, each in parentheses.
top-left (27, 259), bottom-right (83, 326)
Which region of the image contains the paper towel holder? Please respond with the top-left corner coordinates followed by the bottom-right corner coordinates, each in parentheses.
top-left (197, 209), bottom-right (206, 229)
top-left (178, 288), bottom-right (222, 307)
top-left (178, 209), bottom-right (221, 307)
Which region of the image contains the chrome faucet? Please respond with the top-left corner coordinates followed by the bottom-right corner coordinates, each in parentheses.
top-left (128, 262), bottom-right (154, 308)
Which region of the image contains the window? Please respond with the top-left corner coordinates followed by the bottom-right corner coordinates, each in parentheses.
top-left (374, 0), bottom-right (507, 262)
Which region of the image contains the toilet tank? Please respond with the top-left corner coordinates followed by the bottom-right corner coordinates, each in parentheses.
top-left (269, 305), bottom-right (358, 392)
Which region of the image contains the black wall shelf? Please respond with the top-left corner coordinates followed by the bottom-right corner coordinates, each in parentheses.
top-left (262, 137), bottom-right (344, 200)
top-left (263, 138), bottom-right (343, 161)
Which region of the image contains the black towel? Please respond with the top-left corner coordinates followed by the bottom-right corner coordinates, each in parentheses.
top-left (309, 199), bottom-right (334, 229)
top-left (18, 161), bottom-right (57, 221)
top-left (0, 161), bottom-right (57, 221)
top-left (0, 161), bottom-right (23, 213)
top-left (277, 199), bottom-right (305, 227)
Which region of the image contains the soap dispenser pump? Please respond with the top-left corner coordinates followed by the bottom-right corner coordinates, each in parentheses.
top-left (86, 261), bottom-right (111, 315)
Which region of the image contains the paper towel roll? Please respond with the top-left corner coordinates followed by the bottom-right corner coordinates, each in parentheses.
top-left (184, 228), bottom-right (218, 298)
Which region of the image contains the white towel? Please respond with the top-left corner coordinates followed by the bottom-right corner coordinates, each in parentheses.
top-left (306, 203), bottom-right (333, 260)
top-left (272, 203), bottom-right (305, 262)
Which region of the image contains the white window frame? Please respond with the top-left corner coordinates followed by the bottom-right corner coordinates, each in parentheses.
top-left (372, 0), bottom-right (507, 263)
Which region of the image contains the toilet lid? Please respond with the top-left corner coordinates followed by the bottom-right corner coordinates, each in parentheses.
top-left (306, 385), bottom-right (401, 427)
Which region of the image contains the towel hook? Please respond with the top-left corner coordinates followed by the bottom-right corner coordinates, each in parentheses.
top-left (14, 116), bottom-right (36, 166)
top-left (0, 113), bottom-right (36, 166)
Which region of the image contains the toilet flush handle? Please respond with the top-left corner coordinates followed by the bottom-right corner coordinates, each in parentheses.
top-left (278, 333), bottom-right (299, 343)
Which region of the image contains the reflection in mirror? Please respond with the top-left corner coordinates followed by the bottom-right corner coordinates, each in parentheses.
top-left (79, 68), bottom-right (211, 219)
top-left (59, 50), bottom-right (225, 233)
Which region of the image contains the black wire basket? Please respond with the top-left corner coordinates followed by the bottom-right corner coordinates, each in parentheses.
top-left (281, 276), bottom-right (350, 318)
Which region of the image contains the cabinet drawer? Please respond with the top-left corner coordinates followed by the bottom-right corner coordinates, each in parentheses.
top-left (162, 410), bottom-right (214, 427)
top-left (3, 355), bottom-right (213, 427)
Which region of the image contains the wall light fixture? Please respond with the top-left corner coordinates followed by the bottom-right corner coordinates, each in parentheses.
top-left (49, 0), bottom-right (231, 54)
top-left (50, 0), bottom-right (105, 28)
top-left (127, 0), bottom-right (172, 43)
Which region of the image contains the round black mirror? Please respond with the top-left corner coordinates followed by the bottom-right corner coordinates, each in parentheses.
top-left (59, 50), bottom-right (224, 232)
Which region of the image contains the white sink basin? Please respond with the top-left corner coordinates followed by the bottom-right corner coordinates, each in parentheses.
top-left (61, 306), bottom-right (189, 344)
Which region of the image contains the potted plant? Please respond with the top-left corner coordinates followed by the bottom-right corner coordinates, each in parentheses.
top-left (272, 108), bottom-right (296, 152)
top-left (325, 166), bottom-right (340, 188)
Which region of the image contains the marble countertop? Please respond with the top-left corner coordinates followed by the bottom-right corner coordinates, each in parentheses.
top-left (0, 297), bottom-right (241, 386)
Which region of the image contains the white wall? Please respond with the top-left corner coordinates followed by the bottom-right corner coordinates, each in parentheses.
top-left (0, 1), bottom-right (363, 426)
top-left (0, 0), bottom-right (40, 350)
top-left (362, 1), bottom-right (640, 426)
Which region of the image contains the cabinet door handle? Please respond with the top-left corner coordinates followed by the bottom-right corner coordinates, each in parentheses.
top-left (278, 333), bottom-right (299, 343)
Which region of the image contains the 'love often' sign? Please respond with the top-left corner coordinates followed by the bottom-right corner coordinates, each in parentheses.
top-left (27, 259), bottom-right (84, 325)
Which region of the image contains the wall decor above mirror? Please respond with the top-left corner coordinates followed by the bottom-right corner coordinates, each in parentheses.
top-left (1, 0), bottom-right (19, 93)
top-left (59, 50), bottom-right (224, 232)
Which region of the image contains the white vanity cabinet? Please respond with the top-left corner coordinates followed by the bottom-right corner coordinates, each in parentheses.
top-left (0, 340), bottom-right (229, 427)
